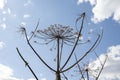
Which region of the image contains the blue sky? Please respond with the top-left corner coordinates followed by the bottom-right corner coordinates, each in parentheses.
top-left (0, 0), bottom-right (120, 80)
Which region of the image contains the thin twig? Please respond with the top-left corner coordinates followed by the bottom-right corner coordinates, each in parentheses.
top-left (29, 19), bottom-right (40, 41)
top-left (74, 54), bottom-right (85, 80)
top-left (96, 55), bottom-right (108, 80)
top-left (94, 51), bottom-right (103, 66)
top-left (62, 73), bottom-right (68, 80)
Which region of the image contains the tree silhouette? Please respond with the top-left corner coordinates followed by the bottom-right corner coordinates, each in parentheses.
top-left (16, 12), bottom-right (107, 80)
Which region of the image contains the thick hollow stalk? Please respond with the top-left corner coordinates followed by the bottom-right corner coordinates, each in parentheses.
top-left (56, 37), bottom-right (61, 80)
top-left (57, 37), bottom-right (60, 71)
top-left (56, 71), bottom-right (61, 80)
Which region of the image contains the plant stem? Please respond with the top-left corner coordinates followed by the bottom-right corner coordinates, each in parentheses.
top-left (56, 37), bottom-right (61, 80)
top-left (16, 48), bottom-right (38, 80)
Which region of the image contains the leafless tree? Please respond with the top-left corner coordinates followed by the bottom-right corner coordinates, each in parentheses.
top-left (16, 12), bottom-right (107, 80)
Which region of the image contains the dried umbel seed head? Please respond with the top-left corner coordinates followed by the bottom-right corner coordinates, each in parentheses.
top-left (18, 27), bottom-right (26, 35)
top-left (34, 24), bottom-right (83, 45)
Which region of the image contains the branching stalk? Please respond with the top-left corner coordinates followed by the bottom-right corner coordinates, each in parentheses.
top-left (74, 54), bottom-right (85, 80)
top-left (29, 19), bottom-right (40, 41)
top-left (96, 55), bottom-right (108, 80)
top-left (56, 37), bottom-right (61, 80)
top-left (62, 73), bottom-right (68, 80)
top-left (60, 12), bottom-right (85, 71)
top-left (16, 48), bottom-right (38, 80)
top-left (24, 28), bottom-right (56, 72)
top-left (17, 12), bottom-right (105, 80)
top-left (61, 34), bottom-right (100, 73)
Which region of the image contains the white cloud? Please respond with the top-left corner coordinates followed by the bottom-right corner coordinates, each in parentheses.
top-left (77, 0), bottom-right (120, 23)
top-left (2, 17), bottom-right (6, 21)
top-left (7, 8), bottom-right (11, 14)
top-left (41, 78), bottom-right (47, 80)
top-left (24, 0), bottom-right (32, 6)
top-left (0, 64), bottom-right (45, 80)
top-left (77, 0), bottom-right (84, 4)
top-left (23, 14), bottom-right (31, 18)
top-left (0, 0), bottom-right (5, 9)
top-left (0, 0), bottom-right (7, 9)
top-left (0, 23), bottom-right (6, 30)
top-left (88, 45), bottom-right (120, 80)
top-left (77, 0), bottom-right (96, 5)
top-left (0, 41), bottom-right (5, 48)
top-left (0, 64), bottom-right (23, 80)
top-left (2, 10), bottom-right (7, 14)
top-left (28, 78), bottom-right (36, 80)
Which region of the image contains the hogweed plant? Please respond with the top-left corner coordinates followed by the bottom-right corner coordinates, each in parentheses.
top-left (16, 12), bottom-right (107, 80)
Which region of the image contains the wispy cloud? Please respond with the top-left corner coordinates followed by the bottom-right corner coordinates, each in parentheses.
top-left (28, 78), bottom-right (36, 80)
top-left (0, 41), bottom-right (5, 48)
top-left (2, 17), bottom-right (6, 22)
top-left (41, 78), bottom-right (47, 80)
top-left (0, 1), bottom-right (12, 30)
top-left (24, 0), bottom-right (32, 7)
top-left (7, 8), bottom-right (11, 14)
top-left (23, 14), bottom-right (31, 18)
top-left (77, 0), bottom-right (96, 5)
top-left (0, 0), bottom-right (5, 9)
top-left (77, 0), bottom-right (120, 23)
top-left (0, 23), bottom-right (6, 30)
top-left (88, 45), bottom-right (120, 80)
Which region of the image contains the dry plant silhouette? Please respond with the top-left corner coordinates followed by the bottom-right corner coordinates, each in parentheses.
top-left (16, 12), bottom-right (108, 80)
